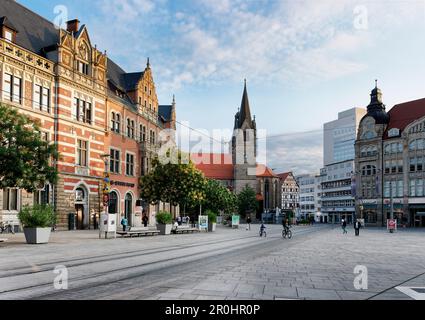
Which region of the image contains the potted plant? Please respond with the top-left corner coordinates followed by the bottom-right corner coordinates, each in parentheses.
top-left (18, 204), bottom-right (56, 244)
top-left (155, 211), bottom-right (173, 235)
top-left (206, 210), bottom-right (217, 232)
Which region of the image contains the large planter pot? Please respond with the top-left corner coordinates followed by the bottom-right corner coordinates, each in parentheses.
top-left (208, 223), bottom-right (216, 232)
top-left (23, 227), bottom-right (51, 244)
top-left (156, 224), bottom-right (172, 235)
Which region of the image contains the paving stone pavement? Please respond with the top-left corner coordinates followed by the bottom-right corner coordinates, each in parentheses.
top-left (1, 225), bottom-right (424, 300)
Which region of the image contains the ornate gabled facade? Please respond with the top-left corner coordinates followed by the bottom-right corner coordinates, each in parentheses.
top-left (355, 82), bottom-right (425, 227)
top-left (0, 0), bottom-right (176, 230)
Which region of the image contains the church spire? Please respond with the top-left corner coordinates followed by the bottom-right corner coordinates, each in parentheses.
top-left (237, 79), bottom-right (253, 129)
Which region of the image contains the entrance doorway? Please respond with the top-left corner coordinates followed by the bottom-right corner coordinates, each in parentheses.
top-left (411, 210), bottom-right (425, 227)
top-left (125, 193), bottom-right (133, 226)
top-left (75, 204), bottom-right (85, 230)
top-left (74, 186), bottom-right (88, 230)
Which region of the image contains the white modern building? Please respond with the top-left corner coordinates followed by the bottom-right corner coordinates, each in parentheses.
top-left (324, 108), bottom-right (367, 166)
top-left (320, 160), bottom-right (355, 224)
top-left (296, 174), bottom-right (320, 220)
top-left (321, 108), bottom-right (367, 224)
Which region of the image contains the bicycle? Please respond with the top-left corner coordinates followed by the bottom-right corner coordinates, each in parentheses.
top-left (282, 225), bottom-right (292, 239)
top-left (0, 221), bottom-right (15, 234)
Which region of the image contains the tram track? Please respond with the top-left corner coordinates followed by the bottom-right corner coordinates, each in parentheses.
top-left (0, 226), bottom-right (325, 299)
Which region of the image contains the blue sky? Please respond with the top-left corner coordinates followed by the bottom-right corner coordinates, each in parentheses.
top-left (19, 0), bottom-right (425, 174)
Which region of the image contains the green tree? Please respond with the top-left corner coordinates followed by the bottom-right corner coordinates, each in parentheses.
top-left (139, 149), bottom-right (207, 209)
top-left (202, 179), bottom-right (237, 214)
top-left (0, 104), bottom-right (58, 192)
top-left (237, 185), bottom-right (258, 217)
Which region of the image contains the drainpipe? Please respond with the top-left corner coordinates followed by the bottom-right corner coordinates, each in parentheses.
top-left (54, 76), bottom-right (60, 218)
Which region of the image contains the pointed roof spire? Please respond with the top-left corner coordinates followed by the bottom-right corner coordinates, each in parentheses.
top-left (237, 79), bottom-right (253, 128)
top-left (147, 57), bottom-right (150, 68)
top-left (367, 79), bottom-right (389, 124)
top-left (172, 94), bottom-right (176, 105)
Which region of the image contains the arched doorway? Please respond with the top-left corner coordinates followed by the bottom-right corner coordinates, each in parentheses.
top-left (108, 191), bottom-right (119, 215)
top-left (124, 193), bottom-right (133, 226)
top-left (75, 186), bottom-right (88, 230)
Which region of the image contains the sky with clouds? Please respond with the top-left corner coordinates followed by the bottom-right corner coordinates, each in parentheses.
top-left (19, 0), bottom-right (425, 174)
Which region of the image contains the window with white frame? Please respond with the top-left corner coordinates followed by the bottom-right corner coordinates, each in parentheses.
top-left (110, 112), bottom-right (121, 133)
top-left (73, 98), bottom-right (92, 124)
top-left (34, 84), bottom-right (50, 113)
top-left (3, 73), bottom-right (22, 104)
top-left (110, 149), bottom-right (120, 174)
top-left (77, 140), bottom-right (88, 167)
top-left (126, 153), bottom-right (134, 176)
top-left (2, 188), bottom-right (19, 211)
top-left (4, 30), bottom-right (13, 42)
top-left (127, 118), bottom-right (135, 139)
top-left (140, 124), bottom-right (146, 142)
top-left (33, 184), bottom-right (51, 205)
top-left (77, 60), bottom-right (89, 75)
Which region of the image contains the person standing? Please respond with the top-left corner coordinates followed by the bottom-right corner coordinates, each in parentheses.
top-left (246, 216), bottom-right (252, 230)
top-left (354, 220), bottom-right (361, 236)
top-left (142, 214), bottom-right (148, 227)
top-left (121, 215), bottom-right (128, 232)
top-left (341, 218), bottom-right (347, 234)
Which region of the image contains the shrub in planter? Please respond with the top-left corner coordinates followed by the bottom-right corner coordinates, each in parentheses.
top-left (156, 211), bottom-right (173, 235)
top-left (206, 210), bottom-right (217, 232)
top-left (18, 205), bottom-right (56, 244)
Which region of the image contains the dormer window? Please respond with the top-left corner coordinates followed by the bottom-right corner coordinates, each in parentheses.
top-left (1, 17), bottom-right (18, 43)
top-left (4, 30), bottom-right (12, 42)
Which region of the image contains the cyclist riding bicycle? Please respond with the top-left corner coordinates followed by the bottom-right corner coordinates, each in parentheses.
top-left (282, 218), bottom-right (289, 233)
top-left (259, 222), bottom-right (266, 237)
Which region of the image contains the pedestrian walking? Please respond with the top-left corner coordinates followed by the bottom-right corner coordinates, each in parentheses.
top-left (341, 218), bottom-right (347, 234)
top-left (354, 220), bottom-right (361, 236)
top-left (142, 213), bottom-right (148, 227)
top-left (177, 216), bottom-right (182, 226)
top-left (121, 215), bottom-right (128, 232)
top-left (246, 216), bottom-right (252, 230)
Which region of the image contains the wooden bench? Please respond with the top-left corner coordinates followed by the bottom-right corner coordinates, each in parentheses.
top-left (117, 228), bottom-right (160, 238)
top-left (172, 227), bottom-right (200, 234)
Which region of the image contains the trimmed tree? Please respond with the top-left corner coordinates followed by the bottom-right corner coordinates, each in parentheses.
top-left (139, 150), bottom-right (207, 210)
top-left (202, 179), bottom-right (237, 214)
top-left (0, 104), bottom-right (58, 192)
top-left (237, 185), bottom-right (257, 217)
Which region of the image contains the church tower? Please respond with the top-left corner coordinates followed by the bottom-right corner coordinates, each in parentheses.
top-left (232, 80), bottom-right (257, 194)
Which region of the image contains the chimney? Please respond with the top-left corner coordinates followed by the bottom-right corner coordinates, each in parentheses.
top-left (66, 19), bottom-right (80, 33)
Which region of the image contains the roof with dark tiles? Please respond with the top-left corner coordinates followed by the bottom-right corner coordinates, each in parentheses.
top-left (0, 0), bottom-right (59, 55)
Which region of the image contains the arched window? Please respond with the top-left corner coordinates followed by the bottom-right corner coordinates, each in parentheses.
top-left (110, 112), bottom-right (115, 131)
top-left (127, 118), bottom-right (135, 139)
top-left (108, 191), bottom-right (119, 214)
top-left (115, 113), bottom-right (121, 133)
top-left (409, 139), bottom-right (425, 151)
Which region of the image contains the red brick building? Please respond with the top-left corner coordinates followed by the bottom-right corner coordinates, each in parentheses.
top-left (0, 0), bottom-right (176, 230)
